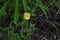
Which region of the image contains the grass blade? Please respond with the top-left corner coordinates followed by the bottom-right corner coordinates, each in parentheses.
top-left (36, 0), bottom-right (48, 19)
top-left (14, 0), bottom-right (19, 24)
top-left (0, 0), bottom-right (10, 16)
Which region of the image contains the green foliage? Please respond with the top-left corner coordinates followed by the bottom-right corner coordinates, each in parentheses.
top-left (14, 0), bottom-right (19, 24)
top-left (36, 0), bottom-right (48, 19)
top-left (49, 0), bottom-right (58, 6)
top-left (0, 0), bottom-right (10, 16)
top-left (0, 0), bottom-right (59, 40)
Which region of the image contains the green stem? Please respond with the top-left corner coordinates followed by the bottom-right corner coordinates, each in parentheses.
top-left (22, 0), bottom-right (27, 12)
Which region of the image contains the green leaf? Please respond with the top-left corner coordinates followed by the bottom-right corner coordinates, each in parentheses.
top-left (36, 0), bottom-right (49, 19)
top-left (14, 0), bottom-right (19, 24)
top-left (22, 0), bottom-right (27, 12)
top-left (0, 0), bottom-right (10, 16)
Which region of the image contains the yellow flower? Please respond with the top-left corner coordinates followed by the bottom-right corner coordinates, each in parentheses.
top-left (24, 12), bottom-right (30, 20)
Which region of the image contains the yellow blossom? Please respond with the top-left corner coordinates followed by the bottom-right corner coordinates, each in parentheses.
top-left (24, 12), bottom-right (30, 20)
